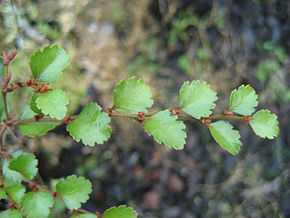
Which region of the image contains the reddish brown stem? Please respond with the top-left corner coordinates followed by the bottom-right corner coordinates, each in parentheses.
top-left (208, 114), bottom-right (245, 121)
top-left (3, 80), bottom-right (51, 93)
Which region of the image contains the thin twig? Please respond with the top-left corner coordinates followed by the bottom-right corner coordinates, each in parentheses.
top-left (2, 65), bottom-right (10, 119)
top-left (0, 124), bottom-right (7, 148)
top-left (13, 109), bottom-right (248, 127)
top-left (209, 114), bottom-right (244, 121)
top-left (2, 92), bottom-right (9, 119)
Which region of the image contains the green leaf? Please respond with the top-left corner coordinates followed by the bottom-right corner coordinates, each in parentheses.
top-left (209, 121), bottom-right (242, 155)
top-left (113, 78), bottom-right (153, 113)
top-left (103, 205), bottom-right (138, 218)
top-left (2, 160), bottom-right (23, 185)
top-left (19, 122), bottom-right (58, 137)
top-left (2, 151), bottom-right (26, 185)
top-left (249, 109), bottom-right (279, 139)
top-left (179, 80), bottom-right (217, 119)
top-left (5, 184), bottom-right (26, 205)
top-left (0, 209), bottom-right (22, 218)
top-left (67, 103), bottom-right (112, 146)
top-left (30, 94), bottom-right (42, 114)
top-left (229, 84), bottom-right (258, 115)
top-left (0, 188), bottom-right (7, 200)
top-left (9, 153), bottom-right (38, 180)
top-left (144, 110), bottom-right (186, 150)
top-left (35, 89), bottom-right (69, 120)
top-left (21, 191), bottom-right (54, 218)
top-left (18, 106), bottom-right (58, 137)
top-left (30, 44), bottom-right (70, 82)
top-left (71, 213), bottom-right (96, 218)
top-left (56, 175), bottom-right (92, 210)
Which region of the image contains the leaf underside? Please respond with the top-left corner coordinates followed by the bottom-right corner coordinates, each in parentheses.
top-left (144, 110), bottom-right (186, 150)
top-left (209, 121), bottom-right (242, 155)
top-left (18, 106), bottom-right (58, 137)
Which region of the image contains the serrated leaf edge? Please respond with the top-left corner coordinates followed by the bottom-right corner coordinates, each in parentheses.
top-left (9, 153), bottom-right (38, 180)
top-left (30, 44), bottom-right (63, 68)
top-left (144, 110), bottom-right (187, 150)
top-left (113, 77), bottom-right (154, 112)
top-left (229, 84), bottom-right (258, 115)
top-left (179, 80), bottom-right (218, 119)
top-left (249, 109), bottom-right (279, 139)
top-left (209, 121), bottom-right (242, 155)
top-left (103, 205), bottom-right (138, 217)
top-left (30, 44), bottom-right (70, 81)
top-left (66, 103), bottom-right (112, 146)
top-left (35, 89), bottom-right (69, 120)
top-left (56, 175), bottom-right (92, 209)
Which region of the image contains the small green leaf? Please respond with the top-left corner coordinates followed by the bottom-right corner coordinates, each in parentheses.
top-left (103, 205), bottom-right (138, 218)
top-left (9, 153), bottom-right (38, 180)
top-left (249, 109), bottom-right (279, 139)
top-left (67, 103), bottom-right (112, 146)
top-left (30, 95), bottom-right (42, 114)
top-left (144, 110), bottom-right (186, 150)
top-left (2, 151), bottom-right (27, 185)
top-left (113, 78), bottom-right (153, 113)
top-left (2, 159), bottom-right (23, 185)
top-left (35, 89), bottom-right (69, 120)
top-left (71, 213), bottom-right (96, 218)
top-left (229, 84), bottom-right (258, 115)
top-left (56, 175), bottom-right (92, 210)
top-left (209, 121), bottom-right (242, 155)
top-left (21, 191), bottom-right (54, 218)
top-left (0, 188), bottom-right (7, 200)
top-left (30, 44), bottom-right (70, 82)
top-left (179, 80), bottom-right (217, 119)
top-left (19, 122), bottom-right (58, 137)
top-left (18, 106), bottom-right (58, 137)
top-left (5, 184), bottom-right (26, 205)
top-left (0, 209), bottom-right (22, 218)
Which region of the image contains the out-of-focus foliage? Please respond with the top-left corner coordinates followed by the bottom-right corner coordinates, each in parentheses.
top-left (0, 0), bottom-right (289, 217)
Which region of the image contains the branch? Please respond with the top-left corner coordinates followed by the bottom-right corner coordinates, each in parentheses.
top-left (13, 108), bottom-right (249, 128)
top-left (3, 80), bottom-right (51, 93)
top-left (2, 65), bottom-right (11, 119)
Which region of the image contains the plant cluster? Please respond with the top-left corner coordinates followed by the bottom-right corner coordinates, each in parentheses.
top-left (0, 45), bottom-right (279, 217)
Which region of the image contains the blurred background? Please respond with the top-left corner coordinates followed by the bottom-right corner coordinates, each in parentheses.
top-left (1, 0), bottom-right (290, 217)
